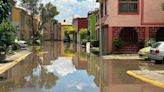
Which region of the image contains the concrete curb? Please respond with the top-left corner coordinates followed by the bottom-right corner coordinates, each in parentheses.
top-left (127, 71), bottom-right (164, 88)
top-left (0, 52), bottom-right (32, 75)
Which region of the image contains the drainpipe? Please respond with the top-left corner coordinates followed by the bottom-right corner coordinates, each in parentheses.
top-left (99, 0), bottom-right (102, 56)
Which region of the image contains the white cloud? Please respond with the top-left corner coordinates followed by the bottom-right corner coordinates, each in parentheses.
top-left (44, 57), bottom-right (76, 77)
top-left (16, 0), bottom-right (99, 22)
top-left (41, 0), bottom-right (99, 22)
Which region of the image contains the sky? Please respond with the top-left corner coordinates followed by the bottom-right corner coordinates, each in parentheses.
top-left (17, 0), bottom-right (99, 23)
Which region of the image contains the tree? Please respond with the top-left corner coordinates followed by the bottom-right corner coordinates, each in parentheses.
top-left (0, 0), bottom-right (12, 23)
top-left (0, 21), bottom-right (16, 51)
top-left (79, 29), bottom-right (88, 40)
top-left (20, 0), bottom-right (40, 43)
top-left (39, 2), bottom-right (59, 29)
top-left (64, 26), bottom-right (76, 42)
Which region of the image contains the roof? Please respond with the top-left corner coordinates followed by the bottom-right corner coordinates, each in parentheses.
top-left (61, 22), bottom-right (72, 26)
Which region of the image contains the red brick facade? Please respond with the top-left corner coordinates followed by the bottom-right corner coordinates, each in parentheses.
top-left (112, 27), bottom-right (148, 53)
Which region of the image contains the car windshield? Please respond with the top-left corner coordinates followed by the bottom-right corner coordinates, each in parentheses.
top-left (151, 43), bottom-right (161, 48)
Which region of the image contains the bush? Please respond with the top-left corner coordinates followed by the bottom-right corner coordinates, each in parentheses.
top-left (113, 39), bottom-right (124, 49)
top-left (12, 43), bottom-right (20, 50)
top-left (0, 21), bottom-right (16, 50)
top-left (91, 40), bottom-right (99, 47)
top-left (145, 38), bottom-right (156, 47)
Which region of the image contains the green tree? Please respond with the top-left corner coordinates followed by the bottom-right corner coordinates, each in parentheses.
top-left (0, 0), bottom-right (12, 23)
top-left (20, 0), bottom-right (40, 43)
top-left (39, 2), bottom-right (59, 29)
top-left (0, 21), bottom-right (16, 51)
top-left (79, 29), bottom-right (88, 40)
top-left (64, 26), bottom-right (76, 41)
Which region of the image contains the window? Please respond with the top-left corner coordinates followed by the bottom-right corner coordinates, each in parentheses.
top-left (119, 0), bottom-right (138, 13)
top-left (119, 27), bottom-right (138, 43)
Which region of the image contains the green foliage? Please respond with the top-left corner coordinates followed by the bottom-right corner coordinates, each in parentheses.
top-left (89, 15), bottom-right (96, 41)
top-left (12, 43), bottom-right (20, 50)
top-left (162, 3), bottom-right (164, 11)
top-left (113, 39), bottom-right (125, 49)
top-left (0, 21), bottom-right (16, 50)
top-left (145, 38), bottom-right (156, 47)
top-left (65, 26), bottom-right (76, 34)
top-left (39, 2), bottom-right (59, 28)
top-left (91, 40), bottom-right (99, 47)
top-left (0, 0), bottom-right (12, 23)
top-left (79, 29), bottom-right (88, 40)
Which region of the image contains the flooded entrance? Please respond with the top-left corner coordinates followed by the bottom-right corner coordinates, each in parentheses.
top-left (0, 42), bottom-right (164, 92)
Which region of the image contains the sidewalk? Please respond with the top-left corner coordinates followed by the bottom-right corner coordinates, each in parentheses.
top-left (0, 50), bottom-right (32, 75)
top-left (127, 70), bottom-right (164, 88)
top-left (103, 54), bottom-right (141, 60)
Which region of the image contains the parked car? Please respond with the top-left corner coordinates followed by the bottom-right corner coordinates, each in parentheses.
top-left (138, 46), bottom-right (151, 60)
top-left (17, 40), bottom-right (28, 48)
top-left (149, 41), bottom-right (164, 64)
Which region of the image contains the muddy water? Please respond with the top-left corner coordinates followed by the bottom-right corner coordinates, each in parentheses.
top-left (0, 42), bottom-right (163, 92)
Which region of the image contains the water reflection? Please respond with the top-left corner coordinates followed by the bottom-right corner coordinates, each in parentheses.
top-left (0, 42), bottom-right (163, 92)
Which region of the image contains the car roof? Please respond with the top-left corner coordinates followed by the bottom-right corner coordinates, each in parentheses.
top-left (156, 41), bottom-right (164, 44)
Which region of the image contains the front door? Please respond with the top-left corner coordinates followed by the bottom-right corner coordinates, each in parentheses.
top-left (102, 26), bottom-right (108, 55)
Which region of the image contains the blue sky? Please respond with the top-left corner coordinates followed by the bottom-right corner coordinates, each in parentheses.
top-left (40, 0), bottom-right (99, 22)
top-left (17, 0), bottom-right (99, 23)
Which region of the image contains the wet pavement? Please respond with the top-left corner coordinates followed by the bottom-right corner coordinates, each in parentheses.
top-left (0, 41), bottom-right (164, 92)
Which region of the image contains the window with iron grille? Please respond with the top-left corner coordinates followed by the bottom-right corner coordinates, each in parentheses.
top-left (119, 27), bottom-right (138, 43)
top-left (119, 0), bottom-right (138, 13)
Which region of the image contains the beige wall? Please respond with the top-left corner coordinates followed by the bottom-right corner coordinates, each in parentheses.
top-left (106, 0), bottom-right (164, 27)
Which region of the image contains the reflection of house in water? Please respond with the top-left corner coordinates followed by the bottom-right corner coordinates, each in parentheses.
top-left (94, 60), bottom-right (164, 92)
top-left (72, 52), bottom-right (88, 70)
top-left (41, 42), bottom-right (64, 65)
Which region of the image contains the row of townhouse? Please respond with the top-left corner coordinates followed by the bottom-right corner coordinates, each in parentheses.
top-left (10, 0), bottom-right (62, 43)
top-left (10, 0), bottom-right (40, 43)
top-left (94, 0), bottom-right (164, 54)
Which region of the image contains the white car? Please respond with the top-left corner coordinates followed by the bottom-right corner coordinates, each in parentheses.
top-left (149, 41), bottom-right (164, 64)
top-left (17, 40), bottom-right (28, 48)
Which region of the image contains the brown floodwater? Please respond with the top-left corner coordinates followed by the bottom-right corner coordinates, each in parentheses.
top-left (0, 41), bottom-right (164, 92)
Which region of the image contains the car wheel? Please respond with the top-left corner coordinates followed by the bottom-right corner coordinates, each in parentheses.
top-left (155, 60), bottom-right (163, 64)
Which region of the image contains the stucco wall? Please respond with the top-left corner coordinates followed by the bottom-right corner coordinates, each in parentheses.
top-left (108, 0), bottom-right (141, 27)
top-left (142, 0), bottom-right (164, 24)
top-left (106, 0), bottom-right (164, 27)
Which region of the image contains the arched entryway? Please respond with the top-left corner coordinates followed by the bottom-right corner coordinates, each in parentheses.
top-left (119, 27), bottom-right (138, 43)
top-left (156, 27), bottom-right (164, 41)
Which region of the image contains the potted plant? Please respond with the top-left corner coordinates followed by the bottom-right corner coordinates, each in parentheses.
top-left (0, 21), bottom-right (16, 62)
top-left (113, 39), bottom-right (125, 52)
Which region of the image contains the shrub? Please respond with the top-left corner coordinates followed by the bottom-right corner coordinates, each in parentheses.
top-left (0, 21), bottom-right (16, 51)
top-left (79, 29), bottom-right (88, 40)
top-left (91, 40), bottom-right (99, 47)
top-left (145, 38), bottom-right (156, 47)
top-left (12, 43), bottom-right (20, 50)
top-left (113, 39), bottom-right (125, 49)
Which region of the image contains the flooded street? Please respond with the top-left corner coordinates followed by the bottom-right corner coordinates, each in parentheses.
top-left (0, 42), bottom-right (164, 92)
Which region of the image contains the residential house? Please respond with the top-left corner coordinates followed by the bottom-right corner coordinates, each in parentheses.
top-left (88, 10), bottom-right (98, 41)
top-left (72, 18), bottom-right (88, 43)
top-left (97, 0), bottom-right (164, 54)
top-left (12, 7), bottom-right (31, 42)
top-left (61, 21), bottom-right (72, 41)
top-left (43, 20), bottom-right (54, 41)
top-left (11, 6), bottom-right (40, 43)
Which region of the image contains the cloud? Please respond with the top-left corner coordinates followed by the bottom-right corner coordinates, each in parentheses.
top-left (16, 0), bottom-right (99, 22)
top-left (41, 0), bottom-right (99, 22)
